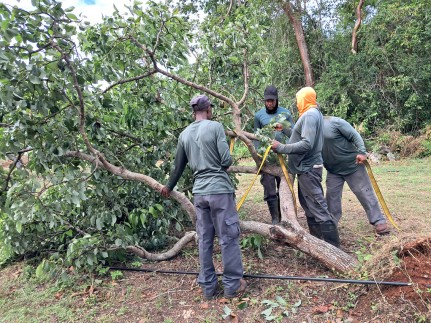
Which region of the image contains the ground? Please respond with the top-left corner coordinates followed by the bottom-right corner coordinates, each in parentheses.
top-left (1, 158), bottom-right (431, 322)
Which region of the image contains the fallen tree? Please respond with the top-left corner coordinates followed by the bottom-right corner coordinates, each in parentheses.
top-left (0, 0), bottom-right (358, 273)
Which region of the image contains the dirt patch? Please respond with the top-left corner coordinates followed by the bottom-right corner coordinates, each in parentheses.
top-left (354, 238), bottom-right (431, 320)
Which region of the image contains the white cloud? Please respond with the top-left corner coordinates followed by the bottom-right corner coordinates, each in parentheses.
top-left (2, 0), bottom-right (139, 24)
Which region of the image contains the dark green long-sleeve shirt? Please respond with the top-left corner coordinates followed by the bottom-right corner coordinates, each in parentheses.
top-left (322, 116), bottom-right (367, 176)
top-left (166, 119), bottom-right (234, 195)
top-left (275, 108), bottom-right (324, 174)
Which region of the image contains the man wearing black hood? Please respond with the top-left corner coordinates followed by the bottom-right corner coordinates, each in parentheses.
top-left (254, 85), bottom-right (294, 224)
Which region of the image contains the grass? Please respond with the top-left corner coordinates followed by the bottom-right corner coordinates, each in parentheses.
top-left (1, 157), bottom-right (431, 322)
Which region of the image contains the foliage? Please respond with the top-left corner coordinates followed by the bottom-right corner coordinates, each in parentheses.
top-left (0, 0), bottom-right (196, 270)
top-left (241, 234), bottom-right (265, 259)
top-left (261, 296), bottom-right (301, 321)
top-left (317, 0), bottom-right (431, 134)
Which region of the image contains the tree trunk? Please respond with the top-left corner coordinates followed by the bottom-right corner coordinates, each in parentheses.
top-left (351, 0), bottom-right (365, 54)
top-left (241, 179), bottom-right (358, 273)
top-left (282, 1), bottom-right (314, 87)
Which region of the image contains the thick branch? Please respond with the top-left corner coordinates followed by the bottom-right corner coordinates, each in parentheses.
top-left (226, 129), bottom-right (257, 141)
top-left (241, 219), bottom-right (358, 273)
top-left (351, 0), bottom-right (365, 54)
top-left (63, 150), bottom-right (196, 225)
top-left (237, 49), bottom-right (250, 107)
top-left (124, 231), bottom-right (197, 261)
top-left (1, 148), bottom-right (33, 194)
top-left (102, 69), bottom-right (157, 93)
top-left (128, 36), bottom-right (237, 110)
top-left (50, 39), bottom-right (96, 155)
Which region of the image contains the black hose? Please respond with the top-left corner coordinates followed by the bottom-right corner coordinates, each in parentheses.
top-left (108, 266), bottom-right (431, 288)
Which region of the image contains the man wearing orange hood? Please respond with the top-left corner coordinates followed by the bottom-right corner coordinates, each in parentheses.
top-left (271, 87), bottom-right (340, 247)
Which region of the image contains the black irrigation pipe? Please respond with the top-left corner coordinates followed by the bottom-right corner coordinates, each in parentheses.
top-left (108, 266), bottom-right (431, 288)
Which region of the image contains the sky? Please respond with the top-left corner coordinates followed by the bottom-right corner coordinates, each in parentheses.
top-left (2, 0), bottom-right (137, 24)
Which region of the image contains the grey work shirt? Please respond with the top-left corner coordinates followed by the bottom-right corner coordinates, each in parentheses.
top-left (166, 119), bottom-right (234, 195)
top-left (322, 116), bottom-right (367, 176)
top-left (275, 108), bottom-right (324, 174)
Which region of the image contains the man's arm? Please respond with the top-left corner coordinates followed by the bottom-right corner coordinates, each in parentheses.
top-left (161, 141), bottom-right (188, 197)
top-left (253, 112), bottom-right (262, 149)
top-left (273, 115), bottom-right (316, 155)
top-left (281, 112), bottom-right (295, 138)
top-left (216, 123), bottom-right (233, 169)
top-left (337, 119), bottom-right (367, 154)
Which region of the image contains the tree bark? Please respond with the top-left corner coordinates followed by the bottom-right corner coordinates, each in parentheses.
top-left (351, 0), bottom-right (365, 54)
top-left (124, 231), bottom-right (197, 261)
top-left (281, 1), bottom-right (314, 87)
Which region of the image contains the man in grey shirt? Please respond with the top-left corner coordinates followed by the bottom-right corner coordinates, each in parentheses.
top-left (161, 95), bottom-right (246, 299)
top-left (271, 87), bottom-right (340, 247)
top-left (322, 116), bottom-right (389, 235)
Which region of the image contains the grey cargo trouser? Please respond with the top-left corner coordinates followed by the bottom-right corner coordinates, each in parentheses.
top-left (194, 193), bottom-right (244, 297)
top-left (326, 164), bottom-right (386, 225)
top-left (297, 167), bottom-right (334, 223)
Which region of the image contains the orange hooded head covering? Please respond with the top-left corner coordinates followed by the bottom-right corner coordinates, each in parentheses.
top-left (296, 87), bottom-right (317, 117)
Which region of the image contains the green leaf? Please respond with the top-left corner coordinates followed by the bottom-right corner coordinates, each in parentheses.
top-left (221, 306), bottom-right (232, 319)
top-left (275, 295), bottom-right (286, 306)
top-left (261, 307), bottom-right (273, 316)
top-left (29, 75), bottom-right (41, 84)
top-left (257, 248), bottom-right (263, 260)
top-left (293, 299), bottom-right (302, 307)
top-left (66, 13), bottom-right (78, 20)
top-left (16, 221), bottom-right (22, 233)
top-left (96, 218), bottom-right (102, 230)
top-left (35, 260), bottom-right (45, 278)
top-left (237, 301), bottom-right (248, 310)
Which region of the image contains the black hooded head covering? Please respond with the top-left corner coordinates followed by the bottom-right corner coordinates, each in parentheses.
top-left (264, 85), bottom-right (279, 114)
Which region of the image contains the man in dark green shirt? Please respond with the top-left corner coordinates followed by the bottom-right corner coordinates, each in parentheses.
top-left (322, 116), bottom-right (389, 235)
top-left (271, 87), bottom-right (340, 248)
top-left (161, 95), bottom-right (246, 299)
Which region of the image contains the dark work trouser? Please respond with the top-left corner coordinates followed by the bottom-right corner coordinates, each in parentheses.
top-left (297, 168), bottom-right (333, 223)
top-left (261, 173), bottom-right (281, 223)
top-left (194, 193), bottom-right (244, 297)
top-left (298, 168), bottom-right (340, 247)
top-left (260, 173), bottom-right (281, 201)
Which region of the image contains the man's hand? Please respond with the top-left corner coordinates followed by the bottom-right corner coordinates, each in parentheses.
top-left (161, 186), bottom-right (172, 198)
top-left (271, 140), bottom-right (280, 151)
top-left (356, 154), bottom-right (367, 164)
top-left (274, 123), bottom-right (283, 131)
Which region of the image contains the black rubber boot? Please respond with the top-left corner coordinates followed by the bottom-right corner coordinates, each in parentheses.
top-left (267, 199), bottom-right (280, 224)
top-left (320, 221), bottom-right (341, 248)
top-left (306, 217), bottom-right (322, 239)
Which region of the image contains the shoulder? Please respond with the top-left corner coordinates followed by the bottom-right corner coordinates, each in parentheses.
top-left (277, 107), bottom-right (291, 115)
top-left (206, 120), bottom-right (224, 130)
top-left (324, 116), bottom-right (339, 125)
top-left (255, 108), bottom-right (266, 117)
top-left (304, 108), bottom-right (322, 119)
